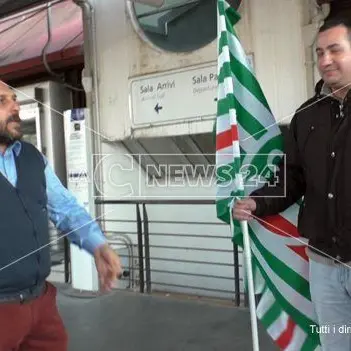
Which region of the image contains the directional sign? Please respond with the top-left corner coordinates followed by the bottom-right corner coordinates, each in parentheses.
top-left (154, 103), bottom-right (163, 113)
top-left (129, 62), bottom-right (218, 127)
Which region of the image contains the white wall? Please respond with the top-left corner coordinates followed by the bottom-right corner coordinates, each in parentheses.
top-left (89, 0), bottom-right (311, 299)
top-left (91, 0), bottom-right (308, 142)
top-left (248, 0), bottom-right (307, 124)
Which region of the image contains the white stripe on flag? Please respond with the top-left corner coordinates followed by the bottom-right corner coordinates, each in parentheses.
top-left (218, 33), bottom-right (253, 75)
top-left (231, 73), bottom-right (275, 128)
top-left (216, 183), bottom-right (233, 199)
top-left (218, 50), bottom-right (229, 74)
top-left (231, 140), bottom-right (240, 158)
top-left (256, 289), bottom-right (275, 319)
top-left (223, 0), bottom-right (230, 11)
top-left (216, 114), bottom-right (231, 135)
top-left (284, 325), bottom-right (308, 351)
top-left (216, 177), bottom-right (244, 197)
top-left (251, 241), bottom-right (315, 320)
top-left (267, 311), bottom-right (289, 340)
top-left (281, 205), bottom-right (305, 228)
top-left (216, 146), bottom-right (235, 165)
top-left (218, 78), bottom-right (234, 100)
top-left (223, 76), bottom-right (234, 97)
top-left (252, 222), bottom-right (310, 280)
top-left (219, 14), bottom-right (228, 34)
top-left (235, 123), bottom-right (281, 156)
top-left (227, 32), bottom-right (253, 72)
top-left (217, 76), bottom-right (276, 136)
top-left (230, 108), bottom-right (238, 126)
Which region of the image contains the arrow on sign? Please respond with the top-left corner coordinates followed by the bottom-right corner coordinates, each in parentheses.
top-left (154, 103), bottom-right (163, 113)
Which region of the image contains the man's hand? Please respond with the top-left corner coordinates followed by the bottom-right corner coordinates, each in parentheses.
top-left (232, 198), bottom-right (257, 221)
top-left (94, 243), bottom-right (123, 292)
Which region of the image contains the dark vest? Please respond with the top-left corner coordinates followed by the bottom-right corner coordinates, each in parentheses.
top-left (0, 141), bottom-right (50, 293)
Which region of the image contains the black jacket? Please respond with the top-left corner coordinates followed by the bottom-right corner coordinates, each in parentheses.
top-left (251, 80), bottom-right (351, 262)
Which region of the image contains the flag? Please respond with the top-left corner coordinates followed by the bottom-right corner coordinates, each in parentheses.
top-left (215, 1), bottom-right (320, 350)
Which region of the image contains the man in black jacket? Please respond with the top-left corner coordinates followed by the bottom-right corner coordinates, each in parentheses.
top-left (233, 17), bottom-right (351, 350)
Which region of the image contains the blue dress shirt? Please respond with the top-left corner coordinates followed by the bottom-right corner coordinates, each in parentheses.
top-left (0, 141), bottom-right (107, 255)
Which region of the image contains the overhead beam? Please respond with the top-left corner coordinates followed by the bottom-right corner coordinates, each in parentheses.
top-left (130, 0), bottom-right (241, 9)
top-left (129, 0), bottom-right (165, 7)
top-left (0, 0), bottom-right (48, 19)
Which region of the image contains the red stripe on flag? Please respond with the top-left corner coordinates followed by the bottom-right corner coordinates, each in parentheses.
top-left (258, 215), bottom-right (308, 261)
top-left (287, 245), bottom-right (309, 262)
top-left (276, 317), bottom-right (296, 350)
top-left (216, 126), bottom-right (238, 151)
top-left (258, 214), bottom-right (300, 238)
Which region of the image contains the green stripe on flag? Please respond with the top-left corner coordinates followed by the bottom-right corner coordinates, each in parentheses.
top-left (233, 94), bottom-right (266, 140)
top-left (217, 97), bottom-right (235, 116)
top-left (252, 254), bottom-right (319, 344)
top-left (218, 66), bottom-right (268, 138)
top-left (250, 135), bottom-right (284, 172)
top-left (250, 227), bottom-right (311, 300)
top-left (218, 0), bottom-right (240, 30)
top-left (260, 301), bottom-right (282, 328)
top-left (218, 36), bottom-right (271, 113)
top-left (217, 0), bottom-right (226, 17)
top-left (301, 335), bottom-right (320, 351)
top-left (229, 53), bottom-right (271, 112)
top-left (216, 198), bottom-right (231, 224)
top-left (217, 61), bottom-right (231, 84)
top-left (217, 93), bottom-right (266, 140)
top-left (218, 33), bottom-right (230, 57)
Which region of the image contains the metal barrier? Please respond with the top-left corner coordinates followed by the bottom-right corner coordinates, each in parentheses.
top-left (95, 199), bottom-right (246, 306)
top-left (49, 225), bottom-right (71, 284)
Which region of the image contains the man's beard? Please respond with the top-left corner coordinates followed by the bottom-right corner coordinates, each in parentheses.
top-left (0, 114), bottom-right (22, 146)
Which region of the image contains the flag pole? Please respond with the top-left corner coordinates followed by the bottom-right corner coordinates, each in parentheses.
top-left (241, 219), bottom-right (260, 351)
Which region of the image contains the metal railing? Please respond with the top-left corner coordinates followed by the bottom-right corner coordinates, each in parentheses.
top-left (95, 199), bottom-right (246, 306)
top-left (49, 225), bottom-right (71, 284)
